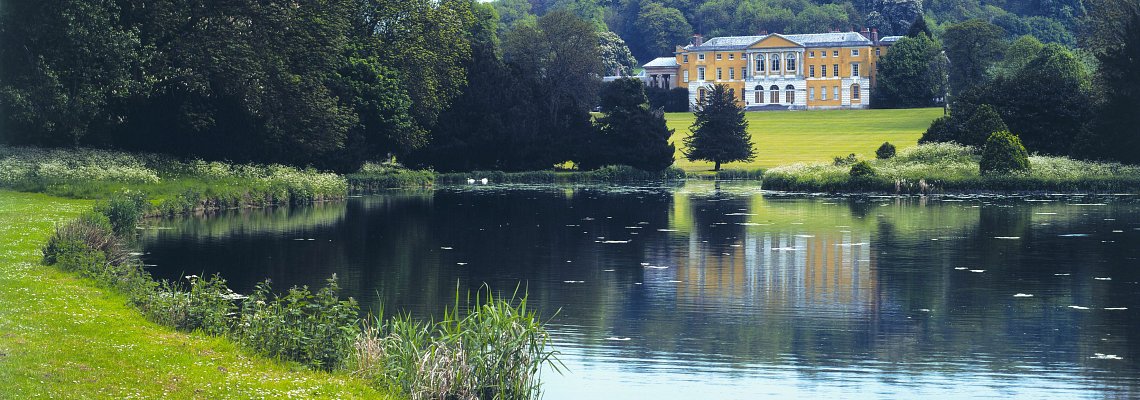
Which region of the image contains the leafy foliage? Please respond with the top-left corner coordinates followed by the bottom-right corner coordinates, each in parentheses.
top-left (684, 85), bottom-right (756, 171)
top-left (944, 19), bottom-right (1008, 95)
top-left (238, 276), bottom-right (360, 371)
top-left (849, 160), bottom-right (877, 178)
top-left (876, 142), bottom-right (897, 159)
top-left (980, 131), bottom-right (1031, 174)
top-left (872, 34), bottom-right (948, 108)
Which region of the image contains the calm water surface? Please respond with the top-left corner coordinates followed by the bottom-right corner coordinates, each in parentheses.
top-left (140, 182), bottom-right (1140, 399)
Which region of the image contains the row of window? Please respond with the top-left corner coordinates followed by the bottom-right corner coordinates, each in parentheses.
top-left (683, 47), bottom-right (873, 64)
top-left (807, 63), bottom-right (860, 78)
top-left (806, 84), bottom-right (862, 101)
top-left (696, 84), bottom-right (864, 105)
top-left (683, 63), bottom-right (861, 82)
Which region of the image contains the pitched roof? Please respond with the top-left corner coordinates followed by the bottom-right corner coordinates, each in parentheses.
top-left (879, 36), bottom-right (904, 45)
top-left (683, 32), bottom-right (875, 51)
top-left (643, 57), bottom-right (679, 68)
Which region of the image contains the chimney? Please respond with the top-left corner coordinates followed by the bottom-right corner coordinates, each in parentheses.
top-left (860, 27), bottom-right (871, 40)
top-left (692, 34), bottom-right (703, 46)
top-left (871, 28), bottom-right (879, 43)
top-left (759, 29), bottom-right (768, 35)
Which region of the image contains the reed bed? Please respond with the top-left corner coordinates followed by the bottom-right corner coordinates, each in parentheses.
top-left (353, 287), bottom-right (559, 400)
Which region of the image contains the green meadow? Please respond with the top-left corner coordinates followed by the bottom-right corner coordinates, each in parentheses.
top-left (665, 108), bottom-right (944, 172)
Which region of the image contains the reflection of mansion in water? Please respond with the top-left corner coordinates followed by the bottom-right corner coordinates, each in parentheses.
top-left (667, 230), bottom-right (876, 312)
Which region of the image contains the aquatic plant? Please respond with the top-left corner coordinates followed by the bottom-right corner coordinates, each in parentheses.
top-left (353, 286), bottom-right (560, 400)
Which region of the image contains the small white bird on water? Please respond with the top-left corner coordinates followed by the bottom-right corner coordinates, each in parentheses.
top-left (466, 178), bottom-right (475, 184)
top-left (480, 178), bottom-right (488, 184)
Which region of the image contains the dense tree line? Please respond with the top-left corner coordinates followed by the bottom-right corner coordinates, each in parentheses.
top-left (1, 0), bottom-right (477, 171)
top-left (502, 0), bottom-right (1081, 64)
top-left (916, 0), bottom-right (1140, 165)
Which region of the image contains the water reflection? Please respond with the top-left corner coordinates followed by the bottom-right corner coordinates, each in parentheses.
top-left (141, 183), bottom-right (1140, 398)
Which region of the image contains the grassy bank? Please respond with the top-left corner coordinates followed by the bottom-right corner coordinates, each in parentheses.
top-left (762, 143), bottom-right (1140, 193)
top-left (0, 191), bottom-right (385, 398)
top-left (0, 146), bottom-right (347, 213)
top-left (436, 165), bottom-right (686, 184)
top-left (665, 108), bottom-right (943, 172)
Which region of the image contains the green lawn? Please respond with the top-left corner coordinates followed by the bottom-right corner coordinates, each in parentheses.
top-left (0, 191), bottom-right (387, 399)
top-left (665, 108), bottom-right (944, 172)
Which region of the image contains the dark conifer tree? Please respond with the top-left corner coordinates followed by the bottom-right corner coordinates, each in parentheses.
top-left (587, 78), bottom-right (675, 171)
top-left (683, 84), bottom-right (755, 171)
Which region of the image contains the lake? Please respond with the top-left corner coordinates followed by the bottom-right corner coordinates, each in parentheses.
top-left (140, 182), bottom-right (1140, 399)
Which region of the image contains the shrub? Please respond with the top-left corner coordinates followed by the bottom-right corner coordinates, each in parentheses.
top-left (833, 153), bottom-right (858, 166)
top-left (849, 160), bottom-right (876, 178)
top-left (919, 115), bottom-right (957, 144)
top-left (961, 104), bottom-right (1009, 146)
top-left (876, 142), bottom-right (897, 159)
top-left (95, 192), bottom-right (148, 235)
top-left (42, 212), bottom-right (127, 268)
top-left (238, 276), bottom-right (359, 371)
top-left (980, 131), bottom-right (1031, 174)
top-left (140, 275), bottom-right (240, 336)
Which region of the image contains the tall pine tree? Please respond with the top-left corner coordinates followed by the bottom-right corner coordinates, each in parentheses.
top-left (683, 84), bottom-right (755, 171)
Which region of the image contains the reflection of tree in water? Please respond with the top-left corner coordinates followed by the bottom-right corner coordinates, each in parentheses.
top-left (141, 189), bottom-right (1140, 390)
top-left (688, 191), bottom-right (749, 247)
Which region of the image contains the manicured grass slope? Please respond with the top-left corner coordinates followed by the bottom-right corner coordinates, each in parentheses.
top-left (0, 191), bottom-right (386, 399)
top-left (665, 108), bottom-right (943, 171)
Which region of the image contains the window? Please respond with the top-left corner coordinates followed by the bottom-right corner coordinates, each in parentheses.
top-left (698, 53), bottom-right (705, 61)
top-left (821, 65), bottom-right (827, 77)
top-left (852, 63), bottom-right (860, 77)
top-left (833, 64), bottom-right (839, 76)
top-left (821, 86), bottom-right (828, 100)
top-left (822, 51), bottom-right (827, 58)
top-left (699, 88), bottom-right (706, 104)
top-left (809, 87), bottom-right (816, 100)
top-left (756, 57), bottom-right (765, 72)
top-left (852, 84), bottom-right (861, 100)
top-left (729, 68), bottom-right (735, 80)
top-left (683, 70), bottom-right (689, 82)
top-left (771, 55), bottom-right (780, 72)
top-left (785, 85), bottom-right (795, 104)
top-left (810, 65), bottom-right (816, 78)
top-left (741, 67), bottom-right (747, 79)
top-left (716, 53), bottom-right (722, 60)
top-left (716, 67), bottom-right (722, 80)
top-left (770, 85), bottom-right (779, 103)
top-left (875, 48), bottom-right (881, 56)
top-left (683, 54), bottom-right (689, 63)
top-left (809, 51), bottom-right (815, 58)
top-left (698, 67), bottom-right (705, 81)
top-left (852, 49), bottom-right (860, 56)
top-left (728, 53), bottom-right (734, 60)
top-left (755, 85), bottom-right (764, 103)
top-left (833, 50), bottom-right (839, 57)
top-left (834, 86), bottom-right (839, 100)
top-left (741, 53), bottom-right (746, 59)
top-left (787, 54), bottom-right (797, 71)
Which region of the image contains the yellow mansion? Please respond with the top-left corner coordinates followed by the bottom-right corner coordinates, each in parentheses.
top-left (641, 30), bottom-right (901, 110)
